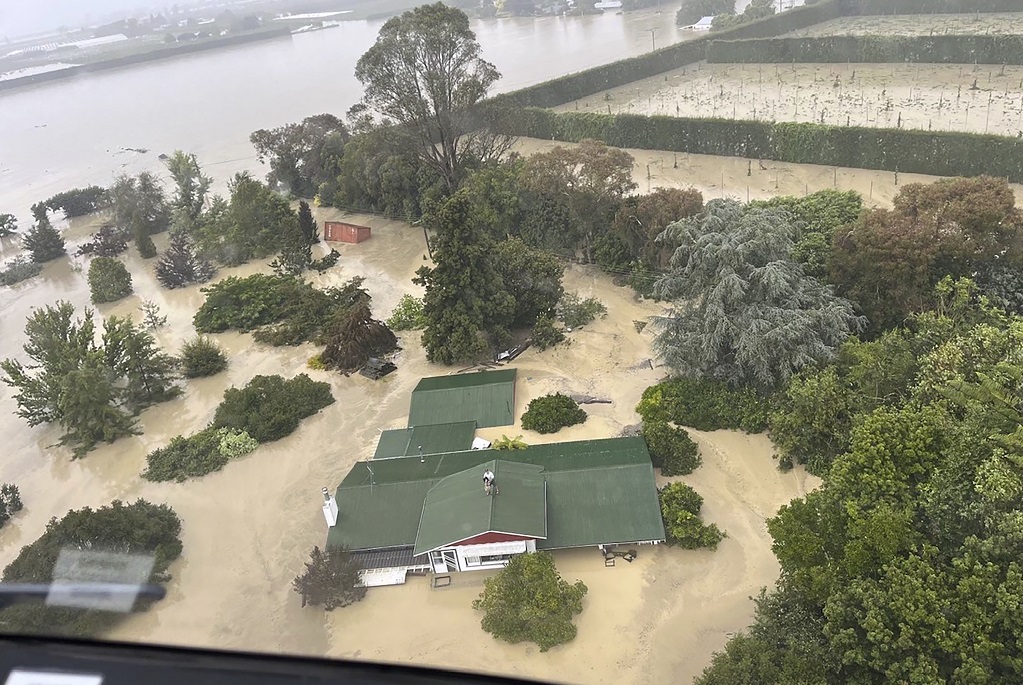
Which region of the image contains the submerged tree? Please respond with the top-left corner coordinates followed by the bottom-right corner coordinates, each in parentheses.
top-left (102, 316), bottom-right (181, 413)
top-left (21, 216), bottom-right (66, 263)
top-left (355, 3), bottom-right (505, 190)
top-left (320, 302), bottom-right (398, 372)
top-left (298, 200), bottom-right (319, 243)
top-left (655, 199), bottom-right (863, 390)
top-left (293, 545), bottom-right (366, 610)
top-left (250, 114), bottom-right (348, 197)
top-left (109, 172), bottom-right (171, 258)
top-left (77, 224), bottom-right (129, 258)
top-left (0, 213), bottom-right (17, 238)
top-left (155, 230), bottom-right (216, 288)
top-left (87, 257), bottom-right (133, 304)
top-left (164, 150), bottom-right (212, 230)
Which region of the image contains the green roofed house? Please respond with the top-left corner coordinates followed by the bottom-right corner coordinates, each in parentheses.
top-left (408, 369), bottom-right (516, 428)
top-left (325, 437), bottom-right (666, 587)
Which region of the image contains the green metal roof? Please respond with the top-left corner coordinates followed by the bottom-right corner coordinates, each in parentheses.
top-left (329, 437), bottom-right (665, 554)
top-left (408, 369), bottom-right (517, 428)
top-left (539, 464), bottom-right (665, 549)
top-left (413, 460), bottom-right (547, 556)
top-left (373, 421), bottom-right (477, 459)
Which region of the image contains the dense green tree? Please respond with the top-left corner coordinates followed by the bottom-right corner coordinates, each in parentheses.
top-left (41, 186), bottom-right (108, 218)
top-left (270, 222), bottom-right (312, 276)
top-left (250, 114), bottom-right (347, 196)
top-left (637, 376), bottom-right (771, 432)
top-left (212, 374), bottom-right (334, 443)
top-left (212, 173), bottom-right (301, 265)
top-left (658, 482), bottom-right (724, 549)
top-left (414, 191), bottom-right (514, 363)
top-left (608, 187), bottom-right (704, 271)
top-left (0, 213), bottom-right (17, 237)
top-left (154, 229), bottom-right (216, 288)
top-left (0, 499), bottom-right (181, 637)
top-left (642, 421), bottom-right (700, 475)
top-left (520, 140), bottom-right (636, 259)
top-left (655, 199), bottom-right (863, 390)
top-left (386, 294), bottom-right (426, 331)
top-left (102, 316), bottom-right (180, 412)
top-left (355, 3), bottom-right (505, 190)
top-left (109, 173), bottom-right (171, 254)
top-left (164, 150), bottom-right (211, 229)
top-left (55, 351), bottom-right (139, 456)
top-left (0, 484), bottom-right (24, 529)
top-left (676, 0), bottom-right (733, 26)
top-left (179, 336), bottom-right (228, 378)
top-left (22, 216), bottom-right (66, 263)
top-left (77, 224), bottom-right (129, 258)
top-left (458, 159), bottom-right (528, 242)
top-left (493, 238), bottom-right (564, 328)
top-left (297, 200), bottom-right (319, 243)
top-left (473, 552), bottom-right (587, 652)
top-left (320, 302), bottom-right (398, 372)
top-left (532, 315), bottom-right (565, 350)
top-left (293, 546), bottom-right (367, 610)
top-left (87, 257), bottom-right (133, 304)
top-left (520, 393), bottom-right (587, 434)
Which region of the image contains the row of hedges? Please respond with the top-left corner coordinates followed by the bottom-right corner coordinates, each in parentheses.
top-left (839, 0), bottom-right (1021, 14)
top-left (490, 108), bottom-right (1023, 182)
top-left (708, 34), bottom-right (1023, 65)
top-left (489, 0), bottom-right (842, 109)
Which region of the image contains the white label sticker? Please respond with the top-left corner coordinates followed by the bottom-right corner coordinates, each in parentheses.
top-left (5, 670), bottom-right (103, 685)
top-left (46, 549), bottom-right (155, 613)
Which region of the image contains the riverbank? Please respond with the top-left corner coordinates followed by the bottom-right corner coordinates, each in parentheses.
top-left (0, 28), bottom-right (294, 94)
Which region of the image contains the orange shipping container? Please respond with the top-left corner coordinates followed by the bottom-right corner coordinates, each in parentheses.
top-left (323, 221), bottom-right (371, 244)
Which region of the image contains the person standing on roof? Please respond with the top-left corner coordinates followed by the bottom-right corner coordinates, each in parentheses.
top-left (483, 468), bottom-right (495, 495)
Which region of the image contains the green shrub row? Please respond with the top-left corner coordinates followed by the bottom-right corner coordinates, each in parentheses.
top-left (491, 108), bottom-right (1023, 183)
top-left (489, 0), bottom-right (842, 109)
top-left (708, 34), bottom-right (1023, 65)
top-left (521, 393), bottom-right (588, 434)
top-left (642, 421), bottom-right (701, 476)
top-left (143, 427), bottom-right (258, 482)
top-left (637, 378), bottom-right (771, 434)
top-left (839, 0), bottom-right (1021, 14)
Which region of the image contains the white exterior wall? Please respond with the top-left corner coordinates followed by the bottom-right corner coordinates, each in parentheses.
top-left (430, 540), bottom-right (531, 573)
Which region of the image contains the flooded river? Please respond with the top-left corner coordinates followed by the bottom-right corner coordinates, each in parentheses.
top-left (0, 7), bottom-right (689, 224)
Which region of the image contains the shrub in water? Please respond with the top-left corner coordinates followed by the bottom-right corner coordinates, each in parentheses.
top-left (521, 393), bottom-right (587, 434)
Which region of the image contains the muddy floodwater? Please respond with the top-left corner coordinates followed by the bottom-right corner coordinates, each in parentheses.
top-left (784, 12), bottom-right (1023, 37)
top-left (0, 202), bottom-right (819, 683)
top-left (559, 61), bottom-right (1023, 135)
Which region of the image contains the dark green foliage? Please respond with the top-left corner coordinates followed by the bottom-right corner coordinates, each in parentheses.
top-left (56, 352), bottom-right (139, 457)
top-left (658, 482), bottom-right (725, 549)
top-left (0, 484), bottom-right (24, 529)
top-left (135, 230), bottom-right (157, 258)
top-left (642, 421), bottom-right (701, 476)
top-left (293, 546), bottom-right (367, 611)
top-left (532, 315), bottom-right (565, 351)
top-left (521, 393), bottom-right (587, 434)
top-left (101, 316), bottom-right (181, 412)
top-left (250, 115), bottom-right (347, 197)
top-left (270, 222), bottom-right (312, 276)
top-left (179, 336), bottom-right (228, 378)
top-left (0, 256), bottom-right (43, 286)
top-left (77, 225), bottom-right (129, 258)
top-left (608, 187), bottom-right (704, 272)
top-left (309, 248), bottom-right (341, 273)
top-left (41, 186), bottom-right (109, 218)
top-left (494, 238), bottom-right (564, 327)
top-left (142, 427), bottom-right (257, 482)
top-left (109, 173), bottom-right (171, 244)
top-left (22, 217), bottom-right (66, 263)
top-left (472, 551), bottom-right (587, 652)
top-left (677, 0), bottom-right (734, 26)
top-left (0, 500), bottom-right (182, 638)
top-left (87, 257), bottom-right (133, 304)
top-left (557, 293), bottom-right (607, 329)
top-left (386, 294), bottom-right (426, 331)
top-left (637, 378), bottom-right (771, 433)
top-left (155, 230), bottom-right (216, 288)
top-left (491, 0), bottom-right (840, 109)
top-left (298, 200), bottom-right (319, 243)
top-left (490, 108), bottom-right (1023, 183)
top-left (194, 274), bottom-right (369, 349)
top-left (0, 213), bottom-right (16, 237)
top-left (320, 303), bottom-right (398, 372)
top-left (164, 151), bottom-right (212, 229)
top-left (708, 34), bottom-right (1023, 66)
top-left (212, 374), bottom-right (334, 443)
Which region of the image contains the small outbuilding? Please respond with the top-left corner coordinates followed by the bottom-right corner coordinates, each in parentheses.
top-left (409, 369), bottom-right (517, 428)
top-left (324, 220), bottom-right (371, 243)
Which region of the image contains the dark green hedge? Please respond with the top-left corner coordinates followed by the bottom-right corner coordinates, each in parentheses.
top-left (491, 108), bottom-right (1023, 182)
top-left (489, 0), bottom-right (842, 109)
top-left (708, 34), bottom-right (1023, 65)
top-left (839, 0), bottom-right (1021, 14)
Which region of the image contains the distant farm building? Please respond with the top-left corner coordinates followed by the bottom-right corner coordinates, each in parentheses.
top-left (683, 16), bottom-right (715, 31)
top-left (324, 221), bottom-right (371, 243)
top-left (323, 369), bottom-right (665, 587)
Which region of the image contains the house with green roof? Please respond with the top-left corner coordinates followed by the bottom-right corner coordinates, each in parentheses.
top-left (326, 436), bottom-right (666, 587)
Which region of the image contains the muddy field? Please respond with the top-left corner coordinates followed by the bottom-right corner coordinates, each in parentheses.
top-left (558, 61), bottom-right (1023, 135)
top-left (784, 12), bottom-right (1023, 37)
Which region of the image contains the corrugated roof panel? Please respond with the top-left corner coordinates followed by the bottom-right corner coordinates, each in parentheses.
top-left (409, 370), bottom-right (517, 428)
top-left (326, 480), bottom-right (435, 550)
top-left (413, 369), bottom-right (516, 392)
top-left (373, 422), bottom-right (477, 459)
top-left (413, 460), bottom-right (547, 556)
top-left (538, 464), bottom-right (666, 549)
